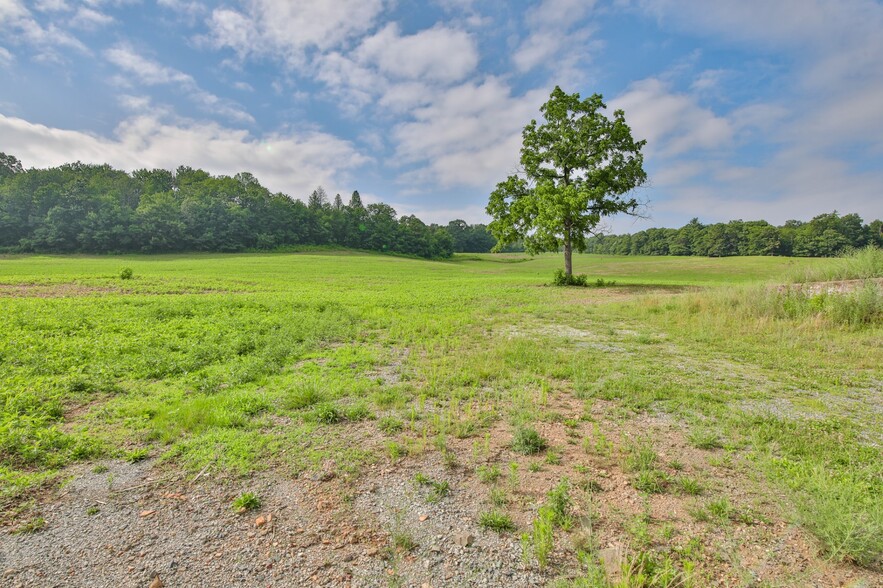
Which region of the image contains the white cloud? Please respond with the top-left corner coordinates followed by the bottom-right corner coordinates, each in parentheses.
top-left (392, 77), bottom-right (550, 188)
top-left (33, 0), bottom-right (71, 12)
top-left (606, 0), bottom-right (883, 229)
top-left (354, 23), bottom-right (478, 83)
top-left (70, 6), bottom-right (113, 29)
top-left (105, 44), bottom-right (254, 124)
top-left (0, 0), bottom-right (88, 60)
top-left (0, 45), bottom-right (12, 66)
top-left (313, 23), bottom-right (478, 116)
top-left (0, 112), bottom-right (370, 199)
top-left (621, 0), bottom-right (883, 153)
top-left (513, 0), bottom-right (598, 80)
top-left (611, 78), bottom-right (732, 157)
top-left (206, 0), bottom-right (385, 68)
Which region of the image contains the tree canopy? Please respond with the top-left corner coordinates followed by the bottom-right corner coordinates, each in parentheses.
top-left (487, 87), bottom-right (647, 277)
top-left (584, 213), bottom-right (883, 257)
top-left (0, 153), bottom-right (453, 258)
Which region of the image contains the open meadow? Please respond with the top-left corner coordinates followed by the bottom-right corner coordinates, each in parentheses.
top-left (1, 251), bottom-right (881, 587)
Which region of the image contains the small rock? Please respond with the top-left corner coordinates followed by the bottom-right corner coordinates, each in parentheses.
top-left (453, 532), bottom-right (474, 547)
top-left (599, 546), bottom-right (623, 582)
top-left (148, 576), bottom-right (163, 588)
top-left (419, 515), bottom-right (429, 522)
top-left (365, 547), bottom-right (379, 556)
top-left (139, 510), bottom-right (156, 518)
top-left (255, 516), bottom-right (267, 527)
top-left (3, 569), bottom-right (15, 578)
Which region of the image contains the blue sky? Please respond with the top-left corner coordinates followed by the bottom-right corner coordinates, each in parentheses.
top-left (1, 0), bottom-right (881, 232)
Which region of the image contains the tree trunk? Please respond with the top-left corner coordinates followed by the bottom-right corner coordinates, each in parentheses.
top-left (564, 235), bottom-right (573, 277)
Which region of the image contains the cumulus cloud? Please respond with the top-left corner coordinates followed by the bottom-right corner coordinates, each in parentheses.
top-left (606, 0), bottom-right (883, 229)
top-left (611, 78), bottom-right (733, 157)
top-left (70, 6), bottom-right (113, 29)
top-left (513, 0), bottom-right (598, 81)
top-left (0, 45), bottom-right (12, 66)
top-left (313, 22), bottom-right (479, 115)
top-left (393, 77), bottom-right (549, 188)
top-left (0, 112), bottom-right (370, 199)
top-left (355, 23), bottom-right (478, 83)
top-left (206, 0), bottom-right (385, 68)
top-left (0, 0), bottom-right (88, 60)
top-left (105, 44), bottom-right (254, 124)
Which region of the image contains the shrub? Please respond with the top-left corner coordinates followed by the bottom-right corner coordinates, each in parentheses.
top-left (119, 267), bottom-right (133, 280)
top-left (552, 269), bottom-right (588, 287)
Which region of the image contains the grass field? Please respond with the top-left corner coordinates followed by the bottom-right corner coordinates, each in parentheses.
top-left (1, 251), bottom-right (881, 585)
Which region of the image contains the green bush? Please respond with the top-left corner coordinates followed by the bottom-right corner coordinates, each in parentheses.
top-left (119, 267), bottom-right (133, 280)
top-left (552, 269), bottom-right (588, 287)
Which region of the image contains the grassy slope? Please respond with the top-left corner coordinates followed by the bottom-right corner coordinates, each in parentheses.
top-left (1, 251), bottom-right (880, 577)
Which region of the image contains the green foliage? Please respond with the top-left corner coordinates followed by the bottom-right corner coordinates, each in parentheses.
top-left (585, 214), bottom-right (883, 258)
top-left (487, 86), bottom-right (647, 277)
top-left (392, 530), bottom-right (417, 551)
top-left (124, 448), bottom-right (149, 463)
top-left (476, 464), bottom-right (501, 483)
top-left (0, 160), bottom-right (454, 258)
top-left (553, 269), bottom-right (589, 287)
top-left (625, 441), bottom-right (658, 473)
top-left (310, 403), bottom-right (341, 424)
top-left (378, 416), bottom-right (403, 434)
top-left (675, 476), bottom-right (704, 496)
top-left (634, 469), bottom-right (669, 494)
top-left (232, 492), bottom-right (261, 512)
top-left (546, 480), bottom-right (574, 529)
top-left (414, 473), bottom-right (451, 503)
top-left (479, 510), bottom-right (517, 532)
top-left (687, 430), bottom-right (723, 450)
top-left (119, 267), bottom-right (133, 280)
top-left (512, 427), bottom-right (548, 455)
top-left (13, 516), bottom-right (46, 534)
top-left (529, 506), bottom-right (556, 570)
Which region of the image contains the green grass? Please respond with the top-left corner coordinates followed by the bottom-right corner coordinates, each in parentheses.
top-left (0, 251), bottom-right (879, 569)
top-left (512, 427), bottom-right (548, 455)
top-left (479, 510), bottom-right (517, 532)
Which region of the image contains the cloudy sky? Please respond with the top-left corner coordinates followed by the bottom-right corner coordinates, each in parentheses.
top-left (1, 0), bottom-right (881, 231)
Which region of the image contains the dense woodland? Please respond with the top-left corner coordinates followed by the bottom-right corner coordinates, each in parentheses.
top-left (584, 214), bottom-right (883, 257)
top-left (0, 153), bottom-right (464, 258)
top-left (1, 152), bottom-right (879, 258)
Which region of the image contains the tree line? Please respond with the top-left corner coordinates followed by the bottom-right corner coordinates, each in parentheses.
top-left (0, 153), bottom-right (469, 258)
top-left (2, 153), bottom-right (878, 259)
top-left (583, 214), bottom-right (883, 257)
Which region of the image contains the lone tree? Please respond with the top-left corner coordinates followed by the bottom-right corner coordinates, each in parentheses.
top-left (487, 87), bottom-right (647, 279)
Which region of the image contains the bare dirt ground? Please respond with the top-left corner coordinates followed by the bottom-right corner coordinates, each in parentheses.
top-left (3, 391), bottom-right (878, 588)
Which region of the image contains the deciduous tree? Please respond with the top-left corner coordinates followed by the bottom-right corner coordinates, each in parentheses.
top-left (487, 86), bottom-right (647, 278)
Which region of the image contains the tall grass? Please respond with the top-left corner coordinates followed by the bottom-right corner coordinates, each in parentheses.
top-left (681, 273), bottom-right (882, 328)
top-left (787, 245), bottom-right (883, 282)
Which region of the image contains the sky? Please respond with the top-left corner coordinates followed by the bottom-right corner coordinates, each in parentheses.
top-left (1, 0), bottom-right (882, 233)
